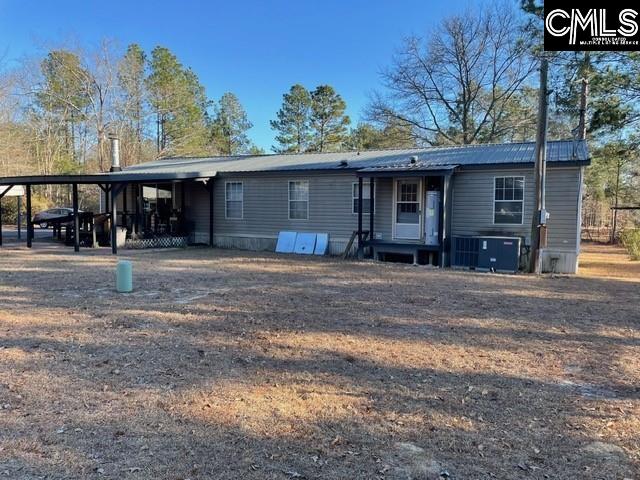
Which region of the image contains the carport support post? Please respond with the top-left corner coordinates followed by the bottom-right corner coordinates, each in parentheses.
top-left (137, 184), bottom-right (144, 234)
top-left (122, 185), bottom-right (128, 232)
top-left (357, 176), bottom-right (363, 259)
top-left (17, 196), bottom-right (21, 240)
top-left (105, 186), bottom-right (110, 215)
top-left (26, 184), bottom-right (32, 248)
top-left (111, 184), bottom-right (118, 254)
top-left (131, 184), bottom-right (137, 237)
top-left (208, 179), bottom-right (214, 247)
top-left (72, 183), bottom-right (80, 252)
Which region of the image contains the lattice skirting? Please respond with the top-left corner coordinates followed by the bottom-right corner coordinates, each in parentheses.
top-left (125, 236), bottom-right (188, 249)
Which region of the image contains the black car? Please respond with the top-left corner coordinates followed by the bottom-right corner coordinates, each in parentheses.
top-left (32, 207), bottom-right (81, 229)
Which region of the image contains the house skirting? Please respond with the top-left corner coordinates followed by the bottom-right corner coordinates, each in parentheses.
top-left (190, 233), bottom-right (355, 256)
top-left (190, 232), bottom-right (580, 274)
top-left (540, 248), bottom-right (579, 274)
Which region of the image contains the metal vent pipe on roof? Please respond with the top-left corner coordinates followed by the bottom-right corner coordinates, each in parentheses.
top-left (109, 133), bottom-right (121, 172)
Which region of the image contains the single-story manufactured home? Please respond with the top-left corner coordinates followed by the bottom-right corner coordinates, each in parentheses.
top-left (0, 139), bottom-right (589, 273)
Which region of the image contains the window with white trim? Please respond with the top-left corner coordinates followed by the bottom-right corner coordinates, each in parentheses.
top-left (352, 182), bottom-right (373, 214)
top-left (494, 176), bottom-right (524, 224)
top-left (396, 180), bottom-right (420, 224)
top-left (225, 181), bottom-right (243, 219)
top-left (288, 180), bottom-right (309, 220)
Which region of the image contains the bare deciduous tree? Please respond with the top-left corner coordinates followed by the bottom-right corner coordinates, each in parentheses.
top-left (368, 3), bottom-right (536, 145)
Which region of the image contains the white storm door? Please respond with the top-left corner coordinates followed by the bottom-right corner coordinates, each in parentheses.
top-left (394, 179), bottom-right (421, 240)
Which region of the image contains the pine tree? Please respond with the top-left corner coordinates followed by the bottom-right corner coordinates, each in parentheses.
top-left (210, 92), bottom-right (253, 155)
top-left (270, 84), bottom-right (312, 153)
top-left (309, 85), bottom-right (350, 152)
top-left (146, 46), bottom-right (208, 156)
top-left (118, 44), bottom-right (146, 165)
top-left (347, 121), bottom-right (416, 150)
top-left (38, 50), bottom-right (90, 163)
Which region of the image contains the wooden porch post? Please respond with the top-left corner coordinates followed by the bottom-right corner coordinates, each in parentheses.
top-left (369, 178), bottom-right (375, 245)
top-left (357, 176), bottom-right (363, 259)
top-left (439, 175), bottom-right (454, 267)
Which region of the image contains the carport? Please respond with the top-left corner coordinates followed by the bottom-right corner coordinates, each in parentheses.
top-left (0, 171), bottom-right (216, 254)
top-left (0, 135), bottom-right (221, 254)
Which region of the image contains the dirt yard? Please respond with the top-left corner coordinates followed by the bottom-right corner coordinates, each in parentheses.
top-left (0, 242), bottom-right (638, 479)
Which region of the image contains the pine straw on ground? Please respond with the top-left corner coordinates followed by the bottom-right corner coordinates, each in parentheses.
top-left (0, 242), bottom-right (638, 479)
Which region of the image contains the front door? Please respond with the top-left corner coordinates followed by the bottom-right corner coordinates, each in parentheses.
top-left (394, 179), bottom-right (421, 240)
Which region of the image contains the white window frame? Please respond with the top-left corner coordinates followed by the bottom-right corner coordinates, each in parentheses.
top-left (352, 181), bottom-right (374, 215)
top-left (288, 180), bottom-right (309, 220)
top-left (225, 181), bottom-right (244, 220)
top-left (392, 178), bottom-right (423, 240)
top-left (493, 176), bottom-right (525, 225)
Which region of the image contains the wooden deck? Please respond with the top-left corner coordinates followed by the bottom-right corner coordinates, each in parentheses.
top-left (366, 239), bottom-right (440, 265)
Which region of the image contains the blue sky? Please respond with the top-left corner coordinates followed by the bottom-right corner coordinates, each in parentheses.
top-left (0, 0), bottom-right (472, 151)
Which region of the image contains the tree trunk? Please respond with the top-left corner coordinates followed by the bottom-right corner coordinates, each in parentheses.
top-left (611, 158), bottom-right (621, 244)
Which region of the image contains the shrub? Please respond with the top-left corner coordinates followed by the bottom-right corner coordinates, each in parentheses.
top-left (621, 228), bottom-right (640, 260)
top-left (0, 197), bottom-right (19, 224)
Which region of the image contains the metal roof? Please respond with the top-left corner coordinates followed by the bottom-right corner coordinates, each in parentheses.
top-left (0, 140), bottom-right (589, 185)
top-left (357, 164), bottom-right (458, 177)
top-left (122, 139), bottom-right (590, 175)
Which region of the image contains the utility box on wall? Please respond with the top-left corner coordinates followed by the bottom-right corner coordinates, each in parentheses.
top-left (477, 236), bottom-right (521, 273)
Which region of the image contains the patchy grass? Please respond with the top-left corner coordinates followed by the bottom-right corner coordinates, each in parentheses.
top-left (0, 242), bottom-right (638, 479)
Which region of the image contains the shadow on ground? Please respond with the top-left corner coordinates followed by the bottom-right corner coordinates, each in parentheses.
top-left (0, 244), bottom-right (638, 479)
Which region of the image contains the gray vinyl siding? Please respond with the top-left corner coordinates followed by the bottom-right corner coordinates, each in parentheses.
top-left (182, 167), bottom-right (580, 252)
top-left (451, 167), bottom-right (580, 249)
top-left (185, 173), bottom-right (372, 242)
top-left (373, 178), bottom-right (393, 241)
top-left (184, 182), bottom-right (209, 241)
top-left (545, 168), bottom-right (581, 250)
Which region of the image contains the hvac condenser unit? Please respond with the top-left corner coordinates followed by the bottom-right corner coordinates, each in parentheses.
top-left (477, 236), bottom-right (521, 272)
top-left (452, 236), bottom-right (521, 273)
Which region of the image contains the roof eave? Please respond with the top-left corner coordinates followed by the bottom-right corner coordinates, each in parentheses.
top-left (456, 159), bottom-right (590, 170)
top-left (0, 171), bottom-right (218, 186)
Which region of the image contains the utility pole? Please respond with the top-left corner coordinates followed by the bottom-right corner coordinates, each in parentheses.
top-left (530, 57), bottom-right (549, 274)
